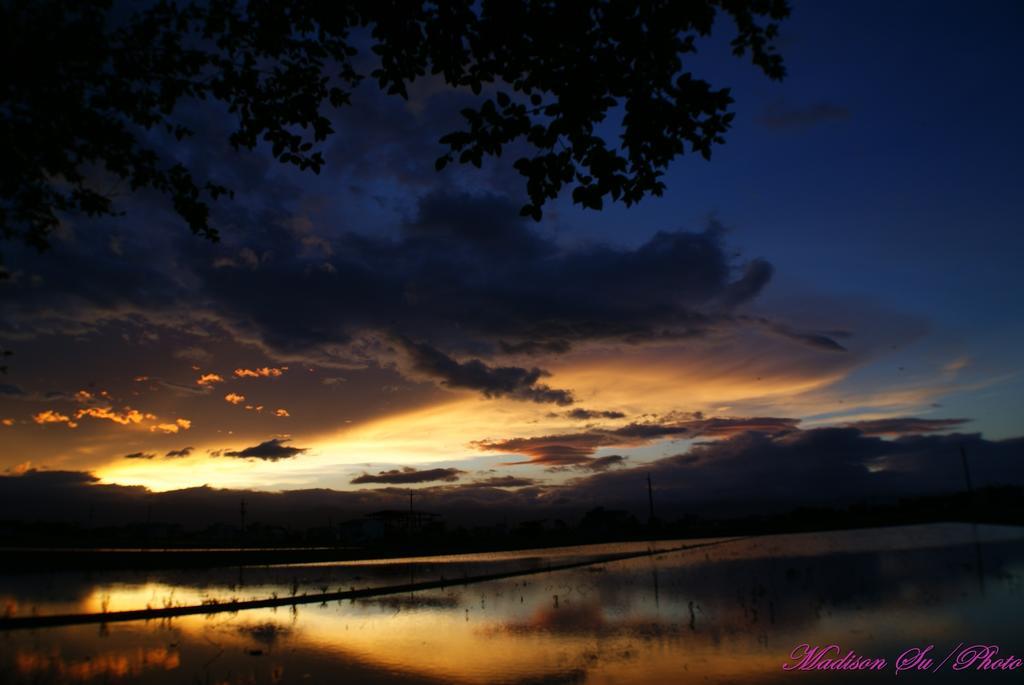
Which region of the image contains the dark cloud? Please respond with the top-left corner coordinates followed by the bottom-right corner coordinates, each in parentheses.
top-left (565, 408), bottom-right (626, 421)
top-left (622, 416), bottom-right (800, 439)
top-left (152, 379), bottom-right (212, 396)
top-left (1, 428), bottom-right (1021, 528)
top-left (165, 446), bottom-right (194, 457)
top-left (548, 454), bottom-right (630, 473)
top-left (498, 339), bottom-right (573, 356)
top-left (123, 451), bottom-right (156, 460)
top-left (0, 383), bottom-right (26, 396)
top-left (843, 417), bottom-right (969, 436)
top-left (222, 438), bottom-right (307, 462)
top-left (582, 455), bottom-right (628, 472)
top-left (571, 428), bottom-right (1024, 516)
top-left (321, 78), bottom-right (496, 191)
top-left (473, 475), bottom-right (538, 488)
top-left (8, 470), bottom-right (100, 487)
top-left (743, 317), bottom-right (848, 352)
top-left (479, 433), bottom-right (607, 465)
top-left (776, 330), bottom-right (847, 352)
top-left (397, 337), bottom-right (574, 405)
top-left (351, 467), bottom-right (464, 485)
top-left (2, 190), bottom-right (799, 380)
top-left (721, 260), bottom-right (774, 308)
top-left (173, 346), bottom-right (213, 364)
top-left (476, 415), bottom-right (800, 465)
top-left (403, 190), bottom-right (547, 258)
top-left (757, 100), bottom-right (851, 129)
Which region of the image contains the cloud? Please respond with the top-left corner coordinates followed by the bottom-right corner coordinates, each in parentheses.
top-left (2, 428), bottom-right (1021, 528)
top-left (498, 340), bottom-right (573, 356)
top-left (222, 438), bottom-right (307, 461)
top-left (173, 346), bottom-right (213, 364)
top-left (477, 433), bottom-right (607, 465)
top-left (273, 408), bottom-right (290, 417)
top-left (404, 190), bottom-right (549, 257)
top-left (757, 100), bottom-right (851, 128)
top-left (165, 446), bottom-right (194, 457)
top-left (124, 451), bottom-right (156, 460)
top-left (581, 455), bottom-right (627, 472)
top-left (196, 373), bottom-right (224, 385)
top-left (546, 454), bottom-right (630, 473)
top-left (475, 415), bottom-right (800, 465)
top-left (569, 427), bottom-right (1024, 515)
top-left (565, 408), bottom-right (626, 421)
top-left (351, 466), bottom-right (465, 484)
top-left (234, 367), bottom-right (287, 378)
top-left (843, 417), bottom-right (970, 436)
top-left (720, 260), bottom-right (775, 308)
top-left (75, 406), bottom-right (148, 425)
top-left (473, 475), bottom-right (538, 487)
top-left (397, 337), bottom-right (574, 405)
top-left (4, 469), bottom-right (100, 487)
top-left (150, 418), bottom-right (191, 434)
top-left (32, 410), bottom-right (78, 428)
top-left (224, 392), bottom-right (245, 404)
top-left (136, 376), bottom-right (212, 396)
top-left (754, 318), bottom-right (848, 352)
top-left (0, 383), bottom-right (26, 396)
top-left (3, 190), bottom-right (799, 383)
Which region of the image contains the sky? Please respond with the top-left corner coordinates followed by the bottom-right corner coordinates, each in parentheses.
top-left (1, 0), bottom-right (1022, 524)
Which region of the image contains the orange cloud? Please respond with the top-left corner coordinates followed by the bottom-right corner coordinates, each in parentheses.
top-left (234, 366), bottom-right (287, 378)
top-left (196, 373), bottom-right (224, 386)
top-left (224, 393), bottom-right (245, 405)
top-left (74, 406), bottom-right (146, 425)
top-left (1, 418), bottom-right (14, 427)
top-left (274, 408), bottom-right (290, 417)
top-left (150, 418), bottom-right (191, 434)
top-left (32, 410), bottom-right (78, 428)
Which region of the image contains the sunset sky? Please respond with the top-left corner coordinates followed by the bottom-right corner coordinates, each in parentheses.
top-left (1, 1), bottom-right (1021, 521)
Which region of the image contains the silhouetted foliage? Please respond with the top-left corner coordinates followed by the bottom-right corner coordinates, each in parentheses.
top-left (1, 0), bottom-right (789, 252)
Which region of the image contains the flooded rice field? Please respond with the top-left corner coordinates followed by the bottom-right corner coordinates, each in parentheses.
top-left (2, 523), bottom-right (1023, 684)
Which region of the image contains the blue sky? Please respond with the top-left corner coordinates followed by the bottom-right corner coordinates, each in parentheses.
top-left (551, 0), bottom-right (1024, 438)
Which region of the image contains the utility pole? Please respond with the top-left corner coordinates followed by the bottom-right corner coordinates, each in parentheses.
top-left (647, 473), bottom-right (655, 525)
top-left (961, 444), bottom-right (985, 594)
top-left (959, 445), bottom-right (974, 494)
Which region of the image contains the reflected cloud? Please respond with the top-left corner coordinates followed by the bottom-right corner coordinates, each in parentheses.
top-left (15, 647), bottom-right (180, 680)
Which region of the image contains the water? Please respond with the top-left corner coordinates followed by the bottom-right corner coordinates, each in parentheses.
top-left (2, 523), bottom-right (1023, 683)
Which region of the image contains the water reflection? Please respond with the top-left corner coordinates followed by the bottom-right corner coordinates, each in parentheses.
top-left (2, 523), bottom-right (1023, 684)
top-left (0, 539), bottom-right (698, 617)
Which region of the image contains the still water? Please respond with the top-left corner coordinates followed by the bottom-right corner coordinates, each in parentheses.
top-left (2, 523), bottom-right (1023, 684)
